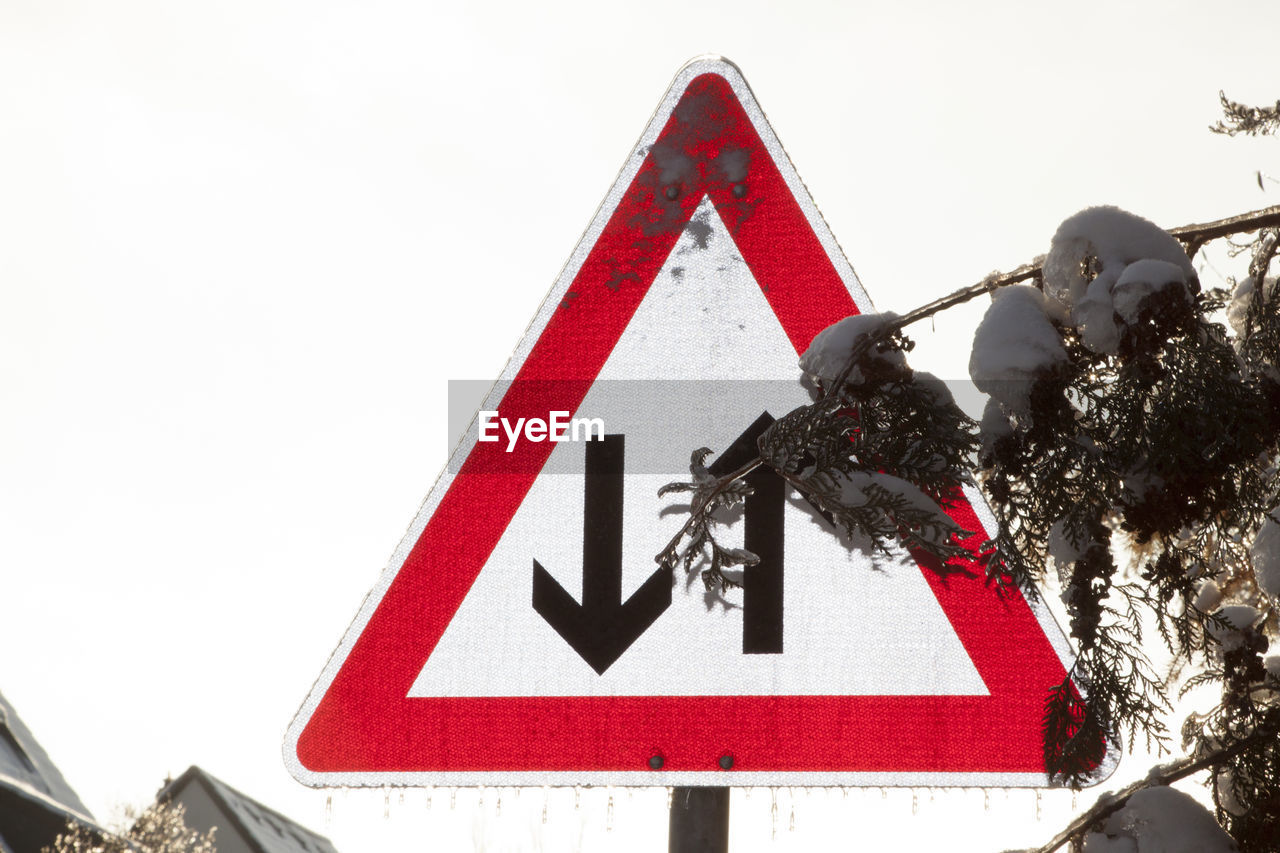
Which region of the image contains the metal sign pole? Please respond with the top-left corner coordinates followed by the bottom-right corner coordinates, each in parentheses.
top-left (668, 786), bottom-right (730, 853)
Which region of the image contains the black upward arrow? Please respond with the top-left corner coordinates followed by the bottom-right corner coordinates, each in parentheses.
top-left (532, 434), bottom-right (672, 675)
top-left (708, 412), bottom-right (786, 655)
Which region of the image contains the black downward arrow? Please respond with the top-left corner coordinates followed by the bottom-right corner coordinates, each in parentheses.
top-left (532, 434), bottom-right (671, 675)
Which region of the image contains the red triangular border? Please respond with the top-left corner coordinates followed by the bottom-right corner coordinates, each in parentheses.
top-left (288, 61), bottom-right (1094, 784)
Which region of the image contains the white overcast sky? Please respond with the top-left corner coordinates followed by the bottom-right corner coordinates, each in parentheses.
top-left (2, 2), bottom-right (1278, 851)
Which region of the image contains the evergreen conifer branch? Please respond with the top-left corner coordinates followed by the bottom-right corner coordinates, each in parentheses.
top-left (821, 205), bottom-right (1280, 397)
top-left (656, 98), bottom-right (1280, 847)
top-left (1211, 92), bottom-right (1280, 137)
top-left (1029, 717), bottom-right (1280, 853)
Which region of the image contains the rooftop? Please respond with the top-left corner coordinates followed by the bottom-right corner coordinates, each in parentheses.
top-left (0, 690), bottom-right (93, 823)
top-left (160, 767), bottom-right (338, 853)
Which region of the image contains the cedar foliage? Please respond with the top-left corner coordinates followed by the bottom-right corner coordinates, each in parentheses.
top-left (660, 95), bottom-right (1280, 851)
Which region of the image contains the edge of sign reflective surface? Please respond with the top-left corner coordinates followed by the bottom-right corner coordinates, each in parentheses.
top-left (282, 55), bottom-right (1119, 789)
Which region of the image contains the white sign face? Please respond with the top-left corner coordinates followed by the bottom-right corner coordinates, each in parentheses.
top-left (285, 56), bottom-right (1099, 789)
top-left (409, 197), bottom-right (987, 701)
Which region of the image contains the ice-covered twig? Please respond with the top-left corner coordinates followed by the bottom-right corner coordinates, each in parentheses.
top-left (1171, 205), bottom-right (1280, 258)
top-left (824, 263), bottom-right (1041, 396)
top-left (654, 456), bottom-right (763, 567)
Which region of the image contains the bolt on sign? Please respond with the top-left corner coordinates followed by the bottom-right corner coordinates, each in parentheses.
top-left (285, 56), bottom-right (1113, 788)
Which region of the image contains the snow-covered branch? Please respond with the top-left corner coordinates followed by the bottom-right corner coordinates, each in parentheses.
top-left (660, 197), bottom-right (1280, 848)
top-left (1029, 725), bottom-right (1277, 853)
top-left (825, 204), bottom-right (1280, 395)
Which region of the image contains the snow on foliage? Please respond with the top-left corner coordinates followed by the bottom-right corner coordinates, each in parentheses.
top-left (970, 205), bottom-right (1207, 469)
top-left (1081, 786), bottom-right (1238, 853)
top-left (1048, 516), bottom-right (1091, 567)
top-left (1215, 765), bottom-right (1252, 818)
top-left (911, 369), bottom-right (956, 407)
top-left (978, 396), bottom-right (1013, 459)
top-left (1228, 276), bottom-right (1258, 337)
top-left (1041, 206), bottom-right (1196, 354)
top-left (969, 284), bottom-right (1067, 414)
top-left (838, 471), bottom-right (952, 522)
top-left (1194, 579), bottom-right (1224, 613)
top-left (1112, 259), bottom-right (1193, 324)
top-left (1206, 604), bottom-right (1263, 654)
top-left (827, 468), bottom-right (962, 552)
top-left (1228, 274), bottom-right (1277, 345)
top-left (799, 312), bottom-right (903, 386)
top-left (1120, 468), bottom-right (1165, 502)
top-left (1250, 511), bottom-right (1280, 599)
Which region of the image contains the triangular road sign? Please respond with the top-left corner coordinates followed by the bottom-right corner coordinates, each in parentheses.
top-left (285, 57), bottom-right (1110, 787)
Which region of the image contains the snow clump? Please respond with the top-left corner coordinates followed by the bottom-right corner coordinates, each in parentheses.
top-left (1112, 260), bottom-right (1193, 324)
top-left (1216, 770), bottom-right (1248, 817)
top-left (910, 369), bottom-right (956, 407)
top-left (1226, 276), bottom-right (1268, 337)
top-left (969, 285), bottom-right (1068, 415)
top-left (1206, 604), bottom-right (1263, 654)
top-left (1048, 517), bottom-right (1090, 568)
top-left (1042, 206), bottom-right (1196, 354)
top-left (800, 312), bottom-right (903, 387)
top-left (978, 396), bottom-right (1014, 460)
top-left (1082, 785), bottom-right (1238, 853)
top-left (1193, 579), bottom-right (1223, 613)
top-left (1250, 511), bottom-right (1280, 599)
